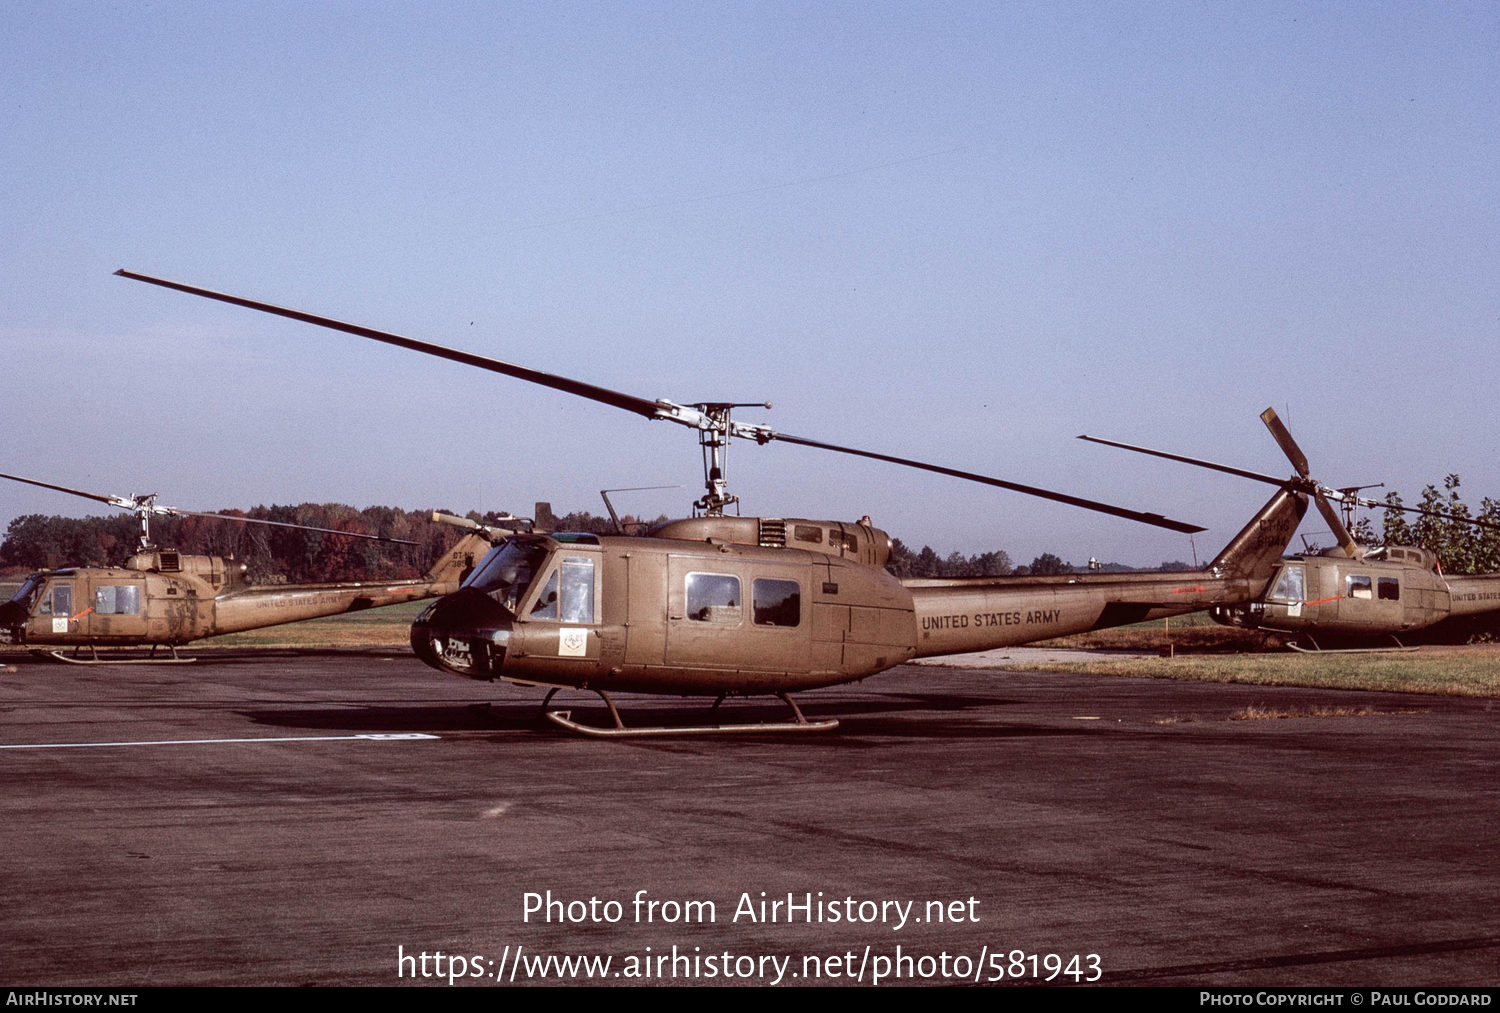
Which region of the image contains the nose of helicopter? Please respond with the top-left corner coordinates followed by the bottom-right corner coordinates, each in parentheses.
top-left (410, 587), bottom-right (513, 679)
top-left (0, 599), bottom-right (25, 644)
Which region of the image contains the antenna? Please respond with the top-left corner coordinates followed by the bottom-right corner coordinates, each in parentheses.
top-left (599, 485), bottom-right (684, 534)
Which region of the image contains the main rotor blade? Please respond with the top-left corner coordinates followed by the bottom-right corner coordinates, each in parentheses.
top-left (1, 472), bottom-right (125, 509)
top-left (1083, 421), bottom-right (1500, 538)
top-left (4, 471), bottom-right (416, 544)
top-left (1312, 494), bottom-right (1360, 557)
top-left (1260, 407), bottom-right (1310, 479)
top-left (1343, 497), bottom-right (1500, 532)
top-left (170, 509), bottom-right (418, 545)
top-left (772, 432), bottom-right (1205, 533)
top-left (1075, 436), bottom-right (1290, 488)
top-left (120, 270), bottom-right (1206, 533)
top-left (115, 270), bottom-right (665, 420)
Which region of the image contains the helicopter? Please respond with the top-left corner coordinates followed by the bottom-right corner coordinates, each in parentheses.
top-left (0, 471), bottom-right (491, 662)
top-left (1080, 412), bottom-right (1500, 651)
top-left (118, 270), bottom-right (1307, 733)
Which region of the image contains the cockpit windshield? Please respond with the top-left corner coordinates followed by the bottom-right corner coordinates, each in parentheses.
top-left (462, 540), bottom-right (550, 614)
top-left (8, 575), bottom-right (41, 608)
top-left (1, 575), bottom-right (42, 639)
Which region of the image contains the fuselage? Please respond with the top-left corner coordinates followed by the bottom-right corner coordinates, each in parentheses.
top-left (1211, 543), bottom-right (1500, 640)
top-left (412, 523), bottom-right (914, 694)
top-left (1, 536), bottom-right (487, 648)
top-left (411, 496), bottom-right (1303, 696)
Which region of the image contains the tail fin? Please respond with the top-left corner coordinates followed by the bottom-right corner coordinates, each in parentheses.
top-left (1208, 488), bottom-right (1307, 584)
top-left (421, 532), bottom-right (491, 590)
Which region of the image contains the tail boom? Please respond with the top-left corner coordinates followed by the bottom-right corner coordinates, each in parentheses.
top-left (905, 488), bottom-right (1307, 659)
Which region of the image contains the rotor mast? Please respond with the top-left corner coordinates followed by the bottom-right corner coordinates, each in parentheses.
top-left (129, 494), bottom-right (159, 551)
top-left (689, 402), bottom-right (772, 515)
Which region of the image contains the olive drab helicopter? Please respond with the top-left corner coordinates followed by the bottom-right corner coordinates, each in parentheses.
top-left (119, 270), bottom-right (1308, 734)
top-left (0, 471), bottom-right (491, 662)
top-left (1081, 411), bottom-right (1500, 651)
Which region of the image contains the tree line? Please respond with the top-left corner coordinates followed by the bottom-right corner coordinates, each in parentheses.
top-left (883, 541), bottom-right (1192, 578)
top-left (1350, 475), bottom-right (1500, 575)
top-left (0, 504), bottom-right (666, 583)
top-left (6, 475), bottom-right (1496, 583)
top-left (0, 505), bottom-right (466, 583)
top-left (890, 471), bottom-right (1500, 579)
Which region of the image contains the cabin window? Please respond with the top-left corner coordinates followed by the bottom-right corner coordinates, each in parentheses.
top-left (1378, 577), bottom-right (1400, 602)
top-left (752, 578), bottom-right (801, 627)
top-left (794, 525), bottom-right (823, 544)
top-left (529, 556), bottom-right (595, 623)
top-left (1346, 575), bottom-right (1373, 600)
top-left (1269, 566), bottom-right (1304, 603)
top-left (686, 572), bottom-right (740, 624)
top-left (95, 585), bottom-right (141, 615)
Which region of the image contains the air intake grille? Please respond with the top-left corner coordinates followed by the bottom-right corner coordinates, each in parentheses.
top-left (758, 519), bottom-right (787, 547)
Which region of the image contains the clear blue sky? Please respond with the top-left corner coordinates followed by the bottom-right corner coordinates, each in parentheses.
top-left (3, 1), bottom-right (1497, 566)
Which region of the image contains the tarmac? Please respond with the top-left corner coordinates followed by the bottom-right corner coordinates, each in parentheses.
top-left (1, 647), bottom-right (1496, 987)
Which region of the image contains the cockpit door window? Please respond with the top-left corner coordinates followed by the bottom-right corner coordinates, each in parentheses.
top-left (529, 556), bottom-right (596, 624)
top-left (1269, 565), bottom-right (1305, 603)
top-left (47, 585), bottom-right (72, 617)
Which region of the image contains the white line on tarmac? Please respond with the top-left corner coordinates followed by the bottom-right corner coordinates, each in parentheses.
top-left (0, 733), bottom-right (441, 750)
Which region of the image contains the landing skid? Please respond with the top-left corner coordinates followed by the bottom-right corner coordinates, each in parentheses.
top-left (39, 644), bottom-right (197, 665)
top-left (1287, 634), bottom-right (1418, 655)
top-left (540, 688), bottom-right (839, 737)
